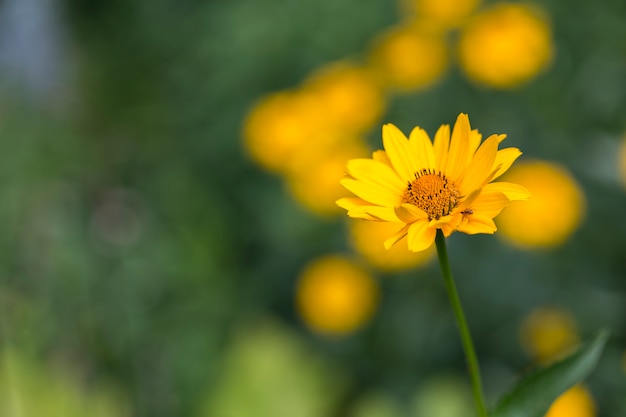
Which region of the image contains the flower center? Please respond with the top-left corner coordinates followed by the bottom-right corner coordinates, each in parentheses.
top-left (402, 169), bottom-right (460, 220)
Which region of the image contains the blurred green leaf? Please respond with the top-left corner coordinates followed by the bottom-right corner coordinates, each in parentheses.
top-left (490, 329), bottom-right (609, 417)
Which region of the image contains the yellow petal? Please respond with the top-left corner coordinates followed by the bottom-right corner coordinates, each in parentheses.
top-left (382, 123), bottom-right (419, 181)
top-left (407, 221), bottom-right (436, 252)
top-left (384, 224), bottom-right (410, 249)
top-left (433, 124), bottom-right (450, 172)
top-left (394, 203), bottom-right (428, 224)
top-left (341, 178), bottom-right (400, 206)
top-left (409, 127), bottom-right (436, 171)
top-left (346, 158), bottom-right (406, 194)
top-left (445, 113), bottom-right (472, 180)
top-left (483, 182), bottom-right (531, 201)
top-left (468, 129), bottom-right (482, 155)
top-left (457, 214), bottom-right (497, 234)
top-left (459, 134), bottom-right (500, 192)
top-left (432, 215), bottom-right (461, 237)
top-left (336, 197), bottom-right (369, 211)
top-left (372, 150), bottom-right (392, 167)
top-left (468, 191), bottom-right (509, 217)
top-left (492, 147), bottom-right (522, 180)
top-left (349, 205), bottom-right (400, 222)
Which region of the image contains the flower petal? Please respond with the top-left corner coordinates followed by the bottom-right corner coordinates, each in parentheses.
top-left (483, 182), bottom-right (531, 201)
top-left (468, 129), bottom-right (482, 155)
top-left (445, 113), bottom-right (472, 180)
top-left (382, 123), bottom-right (419, 181)
top-left (340, 178), bottom-right (400, 206)
top-left (468, 191), bottom-right (510, 217)
top-left (459, 134), bottom-right (500, 193)
top-left (395, 203), bottom-right (428, 224)
top-left (384, 224), bottom-right (410, 249)
top-left (407, 221), bottom-right (436, 252)
top-left (491, 147), bottom-right (522, 180)
top-left (409, 127), bottom-right (436, 171)
top-left (349, 205), bottom-right (400, 222)
top-left (457, 214), bottom-right (497, 234)
top-left (346, 158), bottom-right (406, 194)
top-left (433, 124), bottom-right (450, 172)
top-left (336, 197), bottom-right (369, 210)
top-left (372, 150), bottom-right (392, 167)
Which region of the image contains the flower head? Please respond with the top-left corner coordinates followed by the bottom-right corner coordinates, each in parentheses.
top-left (337, 113), bottom-right (530, 252)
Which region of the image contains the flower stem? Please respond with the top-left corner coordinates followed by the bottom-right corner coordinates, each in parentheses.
top-left (434, 229), bottom-right (488, 417)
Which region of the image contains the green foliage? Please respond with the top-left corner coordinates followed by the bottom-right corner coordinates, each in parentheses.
top-left (491, 330), bottom-right (609, 417)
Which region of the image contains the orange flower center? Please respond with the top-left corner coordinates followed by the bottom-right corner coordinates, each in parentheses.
top-left (402, 169), bottom-right (460, 220)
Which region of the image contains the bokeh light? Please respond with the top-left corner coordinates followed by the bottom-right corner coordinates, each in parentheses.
top-left (369, 24), bottom-right (448, 92)
top-left (286, 139), bottom-right (369, 216)
top-left (458, 3), bottom-right (553, 89)
top-left (243, 90), bottom-right (328, 173)
top-left (296, 255), bottom-right (379, 336)
top-left (402, 0), bottom-right (481, 29)
top-left (496, 160), bottom-right (586, 248)
top-left (302, 62), bottom-right (386, 134)
top-left (520, 306), bottom-right (580, 362)
top-left (544, 384), bottom-right (596, 417)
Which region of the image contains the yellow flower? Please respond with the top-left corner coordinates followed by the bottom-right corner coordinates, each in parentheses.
top-left (243, 90), bottom-right (327, 173)
top-left (401, 0), bottom-right (481, 29)
top-left (496, 160), bottom-right (585, 248)
top-left (458, 3), bottom-right (553, 89)
top-left (369, 24), bottom-right (448, 92)
top-left (520, 306), bottom-right (580, 362)
top-left (349, 220), bottom-right (435, 271)
top-left (544, 385), bottom-right (596, 417)
top-left (337, 113), bottom-right (530, 252)
top-left (296, 255), bottom-right (378, 336)
top-left (302, 62), bottom-right (385, 134)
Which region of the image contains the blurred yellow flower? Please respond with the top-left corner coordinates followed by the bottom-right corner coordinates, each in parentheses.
top-left (369, 24), bottom-right (448, 92)
top-left (497, 160), bottom-right (585, 248)
top-left (296, 255), bottom-right (378, 336)
top-left (458, 3), bottom-right (553, 89)
top-left (287, 140), bottom-right (369, 216)
top-left (520, 306), bottom-right (580, 362)
top-left (401, 0), bottom-right (481, 28)
top-left (349, 220), bottom-right (435, 271)
top-left (243, 90), bottom-right (327, 173)
top-left (337, 113), bottom-right (530, 252)
top-left (303, 62), bottom-right (385, 134)
top-left (544, 385), bottom-right (596, 417)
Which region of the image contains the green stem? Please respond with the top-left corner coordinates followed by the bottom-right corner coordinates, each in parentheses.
top-left (434, 229), bottom-right (488, 417)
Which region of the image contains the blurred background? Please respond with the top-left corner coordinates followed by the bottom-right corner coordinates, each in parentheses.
top-left (0, 0), bottom-right (624, 416)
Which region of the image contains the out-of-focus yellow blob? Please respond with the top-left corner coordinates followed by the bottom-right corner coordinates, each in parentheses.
top-left (544, 385), bottom-right (596, 417)
top-left (303, 62), bottom-right (385, 134)
top-left (497, 160), bottom-right (585, 248)
top-left (349, 220), bottom-right (435, 272)
top-left (296, 255), bottom-right (378, 336)
top-left (286, 140), bottom-right (369, 216)
top-left (401, 0), bottom-right (481, 28)
top-left (458, 3), bottom-right (553, 89)
top-left (520, 306), bottom-right (580, 362)
top-left (242, 90), bottom-right (328, 173)
top-left (369, 24), bottom-right (448, 92)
